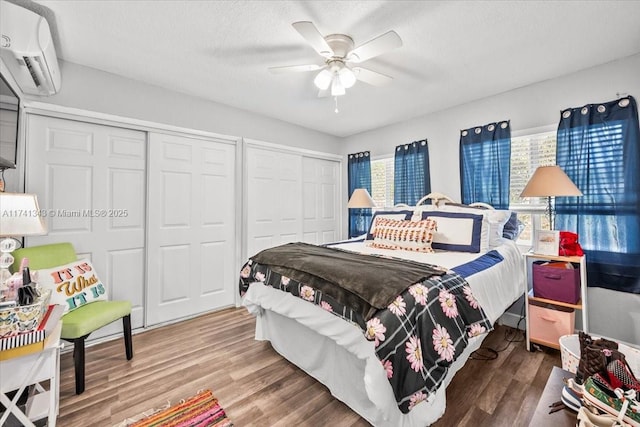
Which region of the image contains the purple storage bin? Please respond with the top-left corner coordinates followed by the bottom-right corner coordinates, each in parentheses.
top-left (532, 261), bottom-right (581, 304)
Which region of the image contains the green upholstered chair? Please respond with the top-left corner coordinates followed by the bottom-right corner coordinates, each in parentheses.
top-left (11, 242), bottom-right (133, 394)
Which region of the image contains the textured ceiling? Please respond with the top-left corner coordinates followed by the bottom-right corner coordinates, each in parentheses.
top-left (11, 0), bottom-right (640, 137)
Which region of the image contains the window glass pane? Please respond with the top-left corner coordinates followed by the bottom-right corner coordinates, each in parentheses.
top-left (516, 213), bottom-right (533, 245)
top-left (510, 131), bottom-right (556, 246)
top-left (510, 131), bottom-right (556, 207)
top-left (371, 158), bottom-right (394, 208)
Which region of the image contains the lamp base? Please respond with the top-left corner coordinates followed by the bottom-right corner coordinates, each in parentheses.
top-left (0, 237), bottom-right (19, 287)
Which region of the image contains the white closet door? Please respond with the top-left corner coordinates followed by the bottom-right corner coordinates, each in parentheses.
top-left (302, 156), bottom-right (340, 245)
top-left (245, 145), bottom-right (302, 258)
top-left (147, 132), bottom-right (236, 326)
top-left (25, 114), bottom-right (147, 335)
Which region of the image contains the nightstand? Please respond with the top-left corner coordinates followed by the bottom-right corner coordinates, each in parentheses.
top-left (0, 324), bottom-right (62, 426)
top-left (523, 252), bottom-right (588, 351)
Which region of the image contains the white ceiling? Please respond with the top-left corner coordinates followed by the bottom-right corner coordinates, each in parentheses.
top-left (14, 0), bottom-right (640, 137)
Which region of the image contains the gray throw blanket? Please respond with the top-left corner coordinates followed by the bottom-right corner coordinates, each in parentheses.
top-left (250, 242), bottom-right (447, 321)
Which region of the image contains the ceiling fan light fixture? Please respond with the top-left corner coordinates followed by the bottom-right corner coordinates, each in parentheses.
top-left (331, 76), bottom-right (346, 96)
top-left (338, 67), bottom-right (357, 88)
top-left (314, 69), bottom-right (332, 90)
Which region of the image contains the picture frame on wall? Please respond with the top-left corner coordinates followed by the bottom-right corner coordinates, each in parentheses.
top-left (533, 229), bottom-right (560, 256)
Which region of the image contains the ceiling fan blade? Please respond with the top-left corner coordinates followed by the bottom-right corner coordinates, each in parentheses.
top-left (292, 21), bottom-right (334, 57)
top-left (353, 67), bottom-right (393, 86)
top-left (268, 64), bottom-right (323, 74)
top-left (347, 31), bottom-right (402, 63)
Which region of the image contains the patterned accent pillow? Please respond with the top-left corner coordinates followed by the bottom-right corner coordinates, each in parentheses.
top-left (34, 259), bottom-right (108, 314)
top-left (366, 210), bottom-right (413, 240)
top-left (369, 218), bottom-right (437, 252)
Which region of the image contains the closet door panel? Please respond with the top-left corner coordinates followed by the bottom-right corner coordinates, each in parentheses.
top-left (245, 146), bottom-right (302, 258)
top-left (147, 132), bottom-right (236, 326)
top-left (46, 164), bottom-right (93, 233)
top-left (25, 114), bottom-right (146, 335)
top-left (302, 156), bottom-right (340, 245)
top-left (104, 247), bottom-right (145, 333)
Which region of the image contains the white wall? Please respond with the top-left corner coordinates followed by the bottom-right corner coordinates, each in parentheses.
top-left (343, 53), bottom-right (640, 345)
top-left (343, 53), bottom-right (640, 198)
top-left (21, 60), bottom-right (341, 154)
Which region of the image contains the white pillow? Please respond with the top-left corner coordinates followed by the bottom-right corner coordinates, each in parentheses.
top-left (425, 211), bottom-right (488, 253)
top-left (437, 205), bottom-right (510, 248)
top-left (34, 259), bottom-right (108, 314)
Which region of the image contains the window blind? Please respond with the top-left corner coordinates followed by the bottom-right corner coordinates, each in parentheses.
top-left (371, 157), bottom-right (394, 208)
top-left (509, 131), bottom-right (556, 208)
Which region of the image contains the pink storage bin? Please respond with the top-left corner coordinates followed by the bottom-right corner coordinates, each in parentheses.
top-left (529, 302), bottom-right (575, 348)
top-left (532, 261), bottom-right (581, 304)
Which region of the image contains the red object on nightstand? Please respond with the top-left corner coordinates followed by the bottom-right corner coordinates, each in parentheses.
top-left (559, 231), bottom-right (584, 256)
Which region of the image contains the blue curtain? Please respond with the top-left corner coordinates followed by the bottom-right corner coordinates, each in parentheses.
top-left (348, 151), bottom-right (372, 238)
top-left (459, 121), bottom-right (511, 209)
top-left (393, 139), bottom-right (431, 206)
top-left (555, 96), bottom-right (640, 293)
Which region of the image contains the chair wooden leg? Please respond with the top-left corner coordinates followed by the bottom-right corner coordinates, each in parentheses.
top-left (72, 336), bottom-right (87, 395)
top-left (123, 314), bottom-right (133, 360)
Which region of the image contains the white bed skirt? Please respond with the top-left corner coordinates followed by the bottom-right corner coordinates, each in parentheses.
top-left (244, 284), bottom-right (486, 427)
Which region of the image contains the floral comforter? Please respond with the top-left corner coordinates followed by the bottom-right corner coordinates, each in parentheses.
top-left (239, 247), bottom-right (493, 414)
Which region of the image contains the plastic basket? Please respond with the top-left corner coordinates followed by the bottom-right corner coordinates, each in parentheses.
top-left (560, 334), bottom-right (640, 376)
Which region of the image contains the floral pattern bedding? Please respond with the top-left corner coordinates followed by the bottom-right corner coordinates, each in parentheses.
top-left (239, 252), bottom-right (493, 414)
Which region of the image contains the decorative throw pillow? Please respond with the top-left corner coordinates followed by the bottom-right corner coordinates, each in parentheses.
top-left (369, 218), bottom-right (437, 252)
top-left (502, 212), bottom-right (523, 240)
top-left (425, 212), bottom-right (486, 253)
top-left (424, 205), bottom-right (509, 250)
top-left (366, 210), bottom-right (413, 240)
top-left (34, 259), bottom-right (108, 314)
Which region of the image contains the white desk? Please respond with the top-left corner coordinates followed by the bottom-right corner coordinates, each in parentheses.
top-left (0, 323), bottom-right (62, 426)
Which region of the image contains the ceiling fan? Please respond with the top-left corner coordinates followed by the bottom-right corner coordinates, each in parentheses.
top-left (269, 21), bottom-right (402, 98)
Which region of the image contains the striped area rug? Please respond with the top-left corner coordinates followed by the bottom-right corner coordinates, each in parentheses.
top-left (115, 390), bottom-right (233, 427)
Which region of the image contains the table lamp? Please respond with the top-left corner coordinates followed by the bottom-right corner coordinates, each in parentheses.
top-left (348, 188), bottom-right (376, 235)
top-left (0, 193), bottom-right (47, 285)
top-left (520, 165), bottom-right (582, 230)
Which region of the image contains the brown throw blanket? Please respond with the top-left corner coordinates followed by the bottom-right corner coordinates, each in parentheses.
top-left (250, 242), bottom-right (447, 321)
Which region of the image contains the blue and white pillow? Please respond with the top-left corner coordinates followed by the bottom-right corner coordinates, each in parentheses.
top-left (422, 211), bottom-right (489, 253)
top-left (437, 205), bottom-right (511, 248)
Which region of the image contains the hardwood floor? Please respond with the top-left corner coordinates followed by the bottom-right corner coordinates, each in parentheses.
top-left (54, 307), bottom-right (562, 426)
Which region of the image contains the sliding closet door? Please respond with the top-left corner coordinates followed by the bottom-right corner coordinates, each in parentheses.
top-left (25, 114), bottom-right (147, 335)
top-left (245, 145), bottom-right (302, 258)
top-left (147, 132), bottom-right (236, 326)
top-left (302, 156), bottom-right (340, 244)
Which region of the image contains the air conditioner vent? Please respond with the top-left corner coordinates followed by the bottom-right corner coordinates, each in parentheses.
top-left (23, 56), bottom-right (42, 87)
top-left (0, 1), bottom-right (61, 96)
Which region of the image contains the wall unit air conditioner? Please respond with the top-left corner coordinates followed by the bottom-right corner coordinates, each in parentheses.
top-left (0, 1), bottom-right (61, 96)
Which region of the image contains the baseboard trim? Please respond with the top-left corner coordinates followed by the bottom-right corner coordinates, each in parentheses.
top-left (497, 311), bottom-right (525, 331)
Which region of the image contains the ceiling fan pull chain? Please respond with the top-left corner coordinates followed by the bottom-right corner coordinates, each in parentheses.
top-left (334, 96), bottom-right (339, 114)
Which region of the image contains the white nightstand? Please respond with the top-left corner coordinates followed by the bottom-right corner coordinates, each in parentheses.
top-left (523, 252), bottom-right (588, 351)
top-left (0, 323), bottom-right (62, 426)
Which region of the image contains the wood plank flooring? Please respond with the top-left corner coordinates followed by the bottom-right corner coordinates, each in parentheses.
top-left (54, 307), bottom-right (562, 426)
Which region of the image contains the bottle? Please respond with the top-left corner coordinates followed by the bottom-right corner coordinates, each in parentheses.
top-left (22, 266), bottom-right (31, 287)
top-left (18, 265), bottom-right (37, 305)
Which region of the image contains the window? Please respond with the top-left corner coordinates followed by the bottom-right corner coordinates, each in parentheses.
top-left (371, 157), bottom-right (394, 208)
top-left (509, 130), bottom-right (556, 244)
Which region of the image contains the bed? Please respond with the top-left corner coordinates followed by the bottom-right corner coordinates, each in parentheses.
top-left (239, 197), bottom-right (524, 426)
